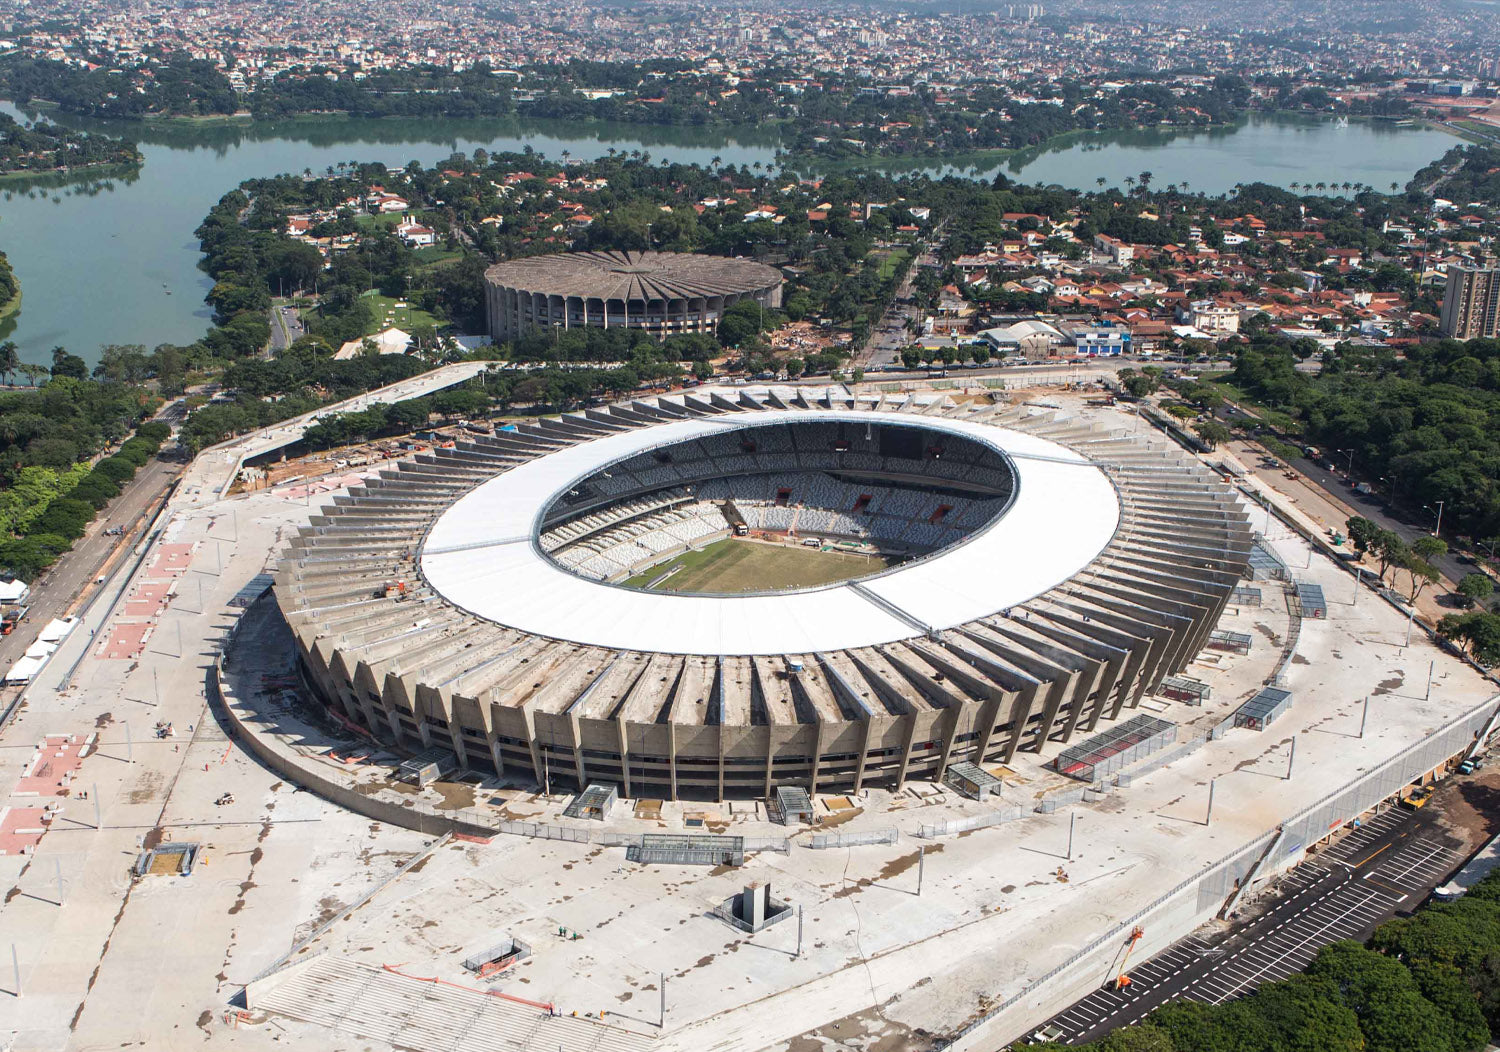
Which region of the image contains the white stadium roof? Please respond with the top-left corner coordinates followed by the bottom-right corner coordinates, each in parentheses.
top-left (419, 409), bottom-right (1120, 655)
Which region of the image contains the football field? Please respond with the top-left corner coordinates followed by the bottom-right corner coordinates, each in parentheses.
top-left (622, 538), bottom-right (892, 593)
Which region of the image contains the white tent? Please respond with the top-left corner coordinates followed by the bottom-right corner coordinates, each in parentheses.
top-left (37, 617), bottom-right (77, 644)
top-left (334, 327), bottom-right (413, 361)
top-left (23, 640), bottom-right (57, 660)
top-left (0, 579), bottom-right (30, 604)
top-left (5, 655), bottom-right (46, 684)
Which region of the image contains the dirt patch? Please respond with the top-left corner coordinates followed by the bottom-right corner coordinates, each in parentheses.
top-left (1372, 676), bottom-right (1405, 696)
top-left (816, 806), bottom-right (865, 830)
top-left (141, 826), bottom-right (166, 851)
top-left (782, 1000), bottom-right (940, 1052)
top-left (196, 1010), bottom-right (213, 1033)
top-left (126, 769), bottom-right (165, 804)
top-left (832, 846), bottom-right (943, 899)
top-left (429, 779), bottom-right (477, 811)
top-left (95, 712), bottom-right (114, 729)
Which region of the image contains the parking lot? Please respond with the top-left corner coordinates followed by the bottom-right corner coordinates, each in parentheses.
top-left (1040, 805), bottom-right (1471, 1044)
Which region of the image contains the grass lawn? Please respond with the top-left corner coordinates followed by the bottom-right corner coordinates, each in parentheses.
top-left (360, 291), bottom-right (442, 336)
top-left (413, 246), bottom-right (464, 269)
top-left (621, 537), bottom-right (891, 593)
top-left (354, 212), bottom-right (404, 232)
top-left (870, 247), bottom-right (911, 282)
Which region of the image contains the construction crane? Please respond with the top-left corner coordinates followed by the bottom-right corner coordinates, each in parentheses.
top-left (1112, 927), bottom-right (1145, 990)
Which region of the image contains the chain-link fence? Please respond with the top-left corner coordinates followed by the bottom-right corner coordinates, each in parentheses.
top-left (916, 806), bottom-right (1025, 839)
top-left (809, 828), bottom-right (900, 849)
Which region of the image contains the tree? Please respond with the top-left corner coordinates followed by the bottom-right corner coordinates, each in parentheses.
top-left (1346, 516), bottom-right (1381, 556)
top-left (0, 341), bottom-right (18, 386)
top-left (1403, 556), bottom-right (1440, 602)
top-left (1306, 940), bottom-right (1459, 1052)
top-left (1413, 536), bottom-right (1448, 563)
top-left (717, 299), bottom-right (766, 348)
top-left (1193, 419), bottom-right (1232, 449)
top-left (49, 346), bottom-right (87, 380)
top-left (1458, 573), bottom-right (1495, 609)
top-left (1374, 530), bottom-right (1410, 580)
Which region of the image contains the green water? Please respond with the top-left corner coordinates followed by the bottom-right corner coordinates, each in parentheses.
top-left (0, 108), bottom-right (1456, 367)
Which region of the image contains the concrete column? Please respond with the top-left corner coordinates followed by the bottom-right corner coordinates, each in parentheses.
top-left (895, 713), bottom-right (920, 790)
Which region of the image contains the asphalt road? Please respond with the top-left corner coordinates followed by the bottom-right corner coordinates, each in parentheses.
top-left (0, 454), bottom-right (182, 677)
top-left (1221, 403), bottom-right (1472, 586)
top-left (1039, 804), bottom-right (1469, 1045)
top-left (269, 305), bottom-right (305, 354)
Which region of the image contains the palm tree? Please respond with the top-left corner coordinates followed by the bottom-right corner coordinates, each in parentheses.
top-left (1096, 177), bottom-right (1107, 189)
top-left (1390, 181), bottom-right (1400, 194)
top-left (0, 342), bottom-right (17, 387)
top-left (711, 155), bottom-right (722, 170)
top-left (1315, 181), bottom-right (1327, 192)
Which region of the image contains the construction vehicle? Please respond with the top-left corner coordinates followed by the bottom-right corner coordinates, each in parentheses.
top-left (1112, 927), bottom-right (1145, 990)
top-left (1401, 786), bottom-right (1433, 809)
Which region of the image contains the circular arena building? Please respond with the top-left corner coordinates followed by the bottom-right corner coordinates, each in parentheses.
top-left (483, 250), bottom-right (783, 341)
top-left (276, 389), bottom-right (1251, 800)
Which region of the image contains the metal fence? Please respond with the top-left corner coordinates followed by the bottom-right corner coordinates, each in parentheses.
top-left (809, 828), bottom-right (900, 849)
top-left (916, 806), bottom-right (1026, 839)
top-left (1036, 786), bottom-right (1092, 813)
top-left (1115, 735), bottom-right (1208, 787)
top-left (743, 837), bottom-right (792, 854)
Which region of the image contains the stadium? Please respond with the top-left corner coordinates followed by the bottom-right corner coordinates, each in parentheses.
top-left (483, 249), bottom-right (783, 340)
top-left (275, 389), bottom-right (1252, 801)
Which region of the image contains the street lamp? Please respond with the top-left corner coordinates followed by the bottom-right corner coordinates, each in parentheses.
top-left (1339, 448), bottom-right (1355, 475)
top-left (1424, 501), bottom-right (1445, 537)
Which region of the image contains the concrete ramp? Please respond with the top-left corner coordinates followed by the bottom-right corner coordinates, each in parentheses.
top-left (254, 955), bottom-right (652, 1052)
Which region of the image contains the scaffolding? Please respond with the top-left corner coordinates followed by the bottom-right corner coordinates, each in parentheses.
top-left (461, 934), bottom-right (533, 979)
top-left (944, 760), bottom-right (1004, 801)
top-left (1157, 676), bottom-right (1211, 705)
top-left (1248, 542), bottom-right (1289, 581)
top-left (398, 746), bottom-right (457, 787)
top-left (1294, 581), bottom-right (1327, 619)
top-left (563, 783), bottom-right (618, 821)
top-left (627, 833), bottom-right (745, 867)
top-left (1207, 629), bottom-right (1253, 656)
top-left (769, 785), bottom-right (814, 825)
top-left (1233, 687), bottom-right (1292, 731)
top-left (1055, 714), bottom-right (1177, 783)
top-left (1230, 586), bottom-right (1262, 607)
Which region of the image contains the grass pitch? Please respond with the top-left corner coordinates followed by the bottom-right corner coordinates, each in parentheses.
top-left (623, 538), bottom-right (892, 593)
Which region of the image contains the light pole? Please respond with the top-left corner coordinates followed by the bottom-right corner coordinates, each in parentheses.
top-left (1425, 501), bottom-right (1445, 537)
top-left (1339, 448), bottom-right (1355, 476)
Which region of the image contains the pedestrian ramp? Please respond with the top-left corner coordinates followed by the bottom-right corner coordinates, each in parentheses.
top-left (252, 954), bottom-right (653, 1052)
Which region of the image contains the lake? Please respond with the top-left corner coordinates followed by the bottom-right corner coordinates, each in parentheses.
top-left (0, 108), bottom-right (1459, 367)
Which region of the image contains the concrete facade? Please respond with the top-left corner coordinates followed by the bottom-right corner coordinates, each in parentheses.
top-left (276, 391), bottom-right (1251, 801)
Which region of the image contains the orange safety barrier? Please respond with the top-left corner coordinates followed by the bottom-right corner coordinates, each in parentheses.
top-left (380, 964), bottom-right (555, 1013)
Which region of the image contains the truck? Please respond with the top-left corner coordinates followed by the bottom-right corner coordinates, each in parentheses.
top-left (1303, 446), bottom-right (1322, 460)
top-left (1354, 481), bottom-right (1373, 496)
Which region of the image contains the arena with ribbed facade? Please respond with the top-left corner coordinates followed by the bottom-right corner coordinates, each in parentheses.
top-left (275, 389), bottom-right (1252, 801)
top-left (483, 250), bottom-right (783, 340)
